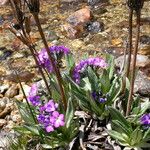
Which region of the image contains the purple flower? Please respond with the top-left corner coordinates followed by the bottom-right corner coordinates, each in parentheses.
top-left (37, 99), bottom-right (65, 133)
top-left (52, 111), bottom-right (65, 128)
top-left (99, 98), bottom-right (107, 103)
top-left (28, 84), bottom-right (41, 106)
top-left (29, 84), bottom-right (38, 96)
top-left (38, 48), bottom-right (53, 73)
top-left (46, 125), bottom-right (54, 132)
top-left (73, 57), bottom-right (107, 84)
top-left (38, 45), bottom-right (70, 72)
top-left (28, 95), bottom-right (41, 106)
top-left (50, 45), bottom-right (70, 55)
top-left (140, 113), bottom-right (150, 126)
top-left (44, 100), bottom-right (58, 112)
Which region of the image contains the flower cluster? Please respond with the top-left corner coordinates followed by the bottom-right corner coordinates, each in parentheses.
top-left (38, 45), bottom-right (70, 72)
top-left (73, 57), bottom-right (107, 84)
top-left (92, 91), bottom-right (107, 103)
top-left (140, 113), bottom-right (150, 127)
top-left (28, 83), bottom-right (41, 106)
top-left (37, 100), bottom-right (65, 132)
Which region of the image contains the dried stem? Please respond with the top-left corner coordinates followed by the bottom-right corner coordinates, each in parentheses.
top-left (12, 67), bottom-right (37, 124)
top-left (126, 9), bottom-right (133, 78)
top-left (8, 27), bottom-right (52, 97)
top-left (126, 10), bottom-right (141, 116)
top-left (32, 13), bottom-right (67, 110)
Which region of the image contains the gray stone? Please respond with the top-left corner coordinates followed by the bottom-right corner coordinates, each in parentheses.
top-left (87, 21), bottom-right (104, 33)
top-left (134, 71), bottom-right (150, 97)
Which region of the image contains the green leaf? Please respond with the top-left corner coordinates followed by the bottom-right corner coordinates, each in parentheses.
top-left (16, 101), bottom-right (35, 124)
top-left (139, 100), bottom-right (150, 116)
top-left (108, 76), bottom-right (122, 103)
top-left (112, 120), bottom-right (131, 135)
top-left (65, 98), bottom-right (74, 128)
top-left (14, 126), bottom-right (31, 135)
top-left (105, 54), bottom-right (115, 80)
top-left (143, 128), bottom-right (150, 140)
top-left (100, 70), bottom-right (111, 93)
top-left (87, 67), bottom-right (98, 90)
top-left (107, 130), bottom-right (127, 142)
top-left (130, 127), bottom-right (143, 146)
top-left (87, 92), bottom-right (103, 116)
top-left (65, 54), bottom-right (75, 70)
top-left (23, 124), bottom-right (40, 136)
top-left (108, 107), bottom-right (131, 129)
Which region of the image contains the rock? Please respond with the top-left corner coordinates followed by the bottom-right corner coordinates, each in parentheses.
top-left (0, 119), bottom-right (6, 128)
top-left (140, 35), bottom-right (150, 45)
top-left (111, 38), bottom-right (123, 46)
top-left (61, 23), bottom-right (80, 38)
top-left (62, 0), bottom-right (77, 2)
top-left (0, 48), bottom-right (13, 61)
top-left (86, 21), bottom-right (104, 33)
top-left (140, 62), bottom-right (150, 78)
top-left (5, 71), bottom-right (35, 82)
top-left (88, 0), bottom-right (99, 6)
top-left (67, 6), bottom-right (91, 26)
top-left (115, 54), bottom-right (150, 68)
top-left (102, 47), bottom-right (124, 57)
top-left (14, 94), bottom-right (24, 101)
top-left (0, 0), bottom-right (9, 5)
top-left (0, 84), bottom-right (10, 94)
top-left (0, 94), bottom-right (3, 98)
top-left (0, 101), bottom-right (6, 113)
top-left (5, 84), bottom-right (19, 98)
top-left (11, 114), bottom-right (21, 123)
top-left (138, 45), bottom-right (150, 55)
top-left (70, 39), bottom-right (85, 50)
top-left (5, 120), bottom-right (14, 130)
top-left (46, 30), bottom-right (59, 41)
top-left (0, 106), bottom-right (11, 118)
top-left (0, 97), bottom-right (10, 113)
top-left (62, 6), bottom-right (92, 38)
top-left (135, 71), bottom-right (150, 97)
top-left (19, 83), bottom-right (31, 96)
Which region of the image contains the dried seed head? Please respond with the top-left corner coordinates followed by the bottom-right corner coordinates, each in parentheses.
top-left (25, 0), bottom-right (40, 13)
top-left (127, 0), bottom-right (144, 11)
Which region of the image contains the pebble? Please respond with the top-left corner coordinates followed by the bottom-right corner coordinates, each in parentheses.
top-left (11, 114), bottom-right (21, 123)
top-left (0, 101), bottom-right (6, 113)
top-left (0, 50), bottom-right (13, 61)
top-left (19, 83), bottom-right (31, 96)
top-left (70, 39), bottom-right (85, 50)
top-left (46, 30), bottom-right (59, 41)
top-left (5, 84), bottom-right (19, 98)
top-left (86, 21), bottom-right (104, 33)
top-left (0, 119), bottom-right (6, 128)
top-left (14, 94), bottom-right (24, 101)
top-left (87, 0), bottom-right (104, 6)
top-left (0, 84), bottom-right (10, 94)
top-left (0, 97), bottom-right (10, 113)
top-left (5, 120), bottom-right (14, 129)
top-left (140, 35), bottom-right (150, 45)
top-left (62, 6), bottom-right (92, 38)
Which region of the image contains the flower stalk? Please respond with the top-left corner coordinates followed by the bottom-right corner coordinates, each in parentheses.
top-left (126, 0), bottom-right (144, 116)
top-left (8, 26), bottom-right (52, 97)
top-left (126, 10), bottom-right (141, 116)
top-left (31, 12), bottom-right (67, 110)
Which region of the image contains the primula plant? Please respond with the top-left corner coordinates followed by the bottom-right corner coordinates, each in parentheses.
top-left (6, 0), bottom-right (150, 149)
top-left (66, 54), bottom-right (122, 120)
